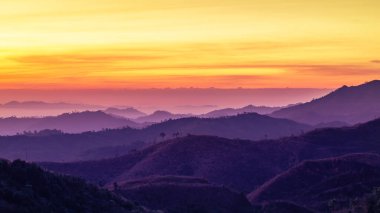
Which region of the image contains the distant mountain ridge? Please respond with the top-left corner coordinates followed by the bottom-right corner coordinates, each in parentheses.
top-left (104, 107), bottom-right (147, 119)
top-left (1, 101), bottom-right (101, 110)
top-left (138, 112), bottom-right (310, 141)
top-left (202, 105), bottom-right (283, 118)
top-left (0, 111), bottom-right (140, 135)
top-left (134, 110), bottom-right (192, 123)
top-left (271, 80), bottom-right (380, 124)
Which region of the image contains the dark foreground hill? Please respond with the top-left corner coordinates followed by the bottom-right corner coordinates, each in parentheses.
top-left (0, 112), bottom-right (310, 162)
top-left (111, 175), bottom-right (253, 213)
top-left (256, 201), bottom-right (315, 213)
top-left (41, 118), bottom-right (380, 194)
top-left (271, 80), bottom-right (380, 125)
top-left (0, 159), bottom-right (152, 213)
top-left (248, 153), bottom-right (380, 212)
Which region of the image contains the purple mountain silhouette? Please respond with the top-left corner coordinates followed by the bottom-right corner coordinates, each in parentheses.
top-left (203, 105), bottom-right (282, 118)
top-left (104, 107), bottom-right (147, 119)
top-left (0, 112), bottom-right (310, 162)
top-left (134, 110), bottom-right (192, 123)
top-left (0, 111), bottom-right (139, 135)
top-left (1, 101), bottom-right (100, 110)
top-left (271, 80), bottom-right (380, 124)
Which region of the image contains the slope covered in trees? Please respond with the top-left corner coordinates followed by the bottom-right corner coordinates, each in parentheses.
top-left (0, 159), bottom-right (152, 213)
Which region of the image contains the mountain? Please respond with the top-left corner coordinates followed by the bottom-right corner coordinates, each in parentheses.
top-left (104, 107), bottom-right (147, 119)
top-left (0, 159), bottom-right (151, 213)
top-left (0, 128), bottom-right (145, 162)
top-left (0, 111), bottom-right (140, 135)
top-left (111, 175), bottom-right (253, 213)
top-left (0, 101), bottom-right (104, 117)
top-left (41, 117), bottom-right (380, 193)
top-left (203, 105), bottom-right (282, 118)
top-left (134, 110), bottom-right (191, 123)
top-left (40, 135), bottom-right (300, 192)
top-left (248, 153), bottom-right (380, 212)
top-left (271, 80), bottom-right (380, 125)
top-left (138, 112), bottom-right (310, 141)
top-left (0, 112), bottom-right (310, 162)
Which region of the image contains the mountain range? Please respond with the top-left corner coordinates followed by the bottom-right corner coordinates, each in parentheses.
top-left (0, 111), bottom-right (140, 135)
top-left (40, 116), bottom-right (380, 212)
top-left (0, 101), bottom-right (100, 110)
top-left (202, 105), bottom-right (283, 118)
top-left (104, 107), bottom-right (147, 119)
top-left (2, 80), bottom-right (380, 212)
top-left (106, 105), bottom-right (284, 123)
top-left (41, 117), bottom-right (380, 190)
top-left (3, 80), bottom-right (380, 127)
top-left (134, 110), bottom-right (192, 123)
top-left (0, 112), bottom-right (310, 162)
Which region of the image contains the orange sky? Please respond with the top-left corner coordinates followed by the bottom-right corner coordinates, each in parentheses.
top-left (1, 0), bottom-right (380, 89)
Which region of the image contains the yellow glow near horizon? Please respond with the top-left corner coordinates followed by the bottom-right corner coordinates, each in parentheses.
top-left (0, 0), bottom-right (380, 89)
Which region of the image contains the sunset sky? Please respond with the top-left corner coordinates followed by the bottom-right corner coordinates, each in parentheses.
top-left (1, 0), bottom-right (380, 89)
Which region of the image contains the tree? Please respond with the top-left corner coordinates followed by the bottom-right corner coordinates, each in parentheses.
top-left (159, 132), bottom-right (166, 140)
top-left (173, 132), bottom-right (180, 138)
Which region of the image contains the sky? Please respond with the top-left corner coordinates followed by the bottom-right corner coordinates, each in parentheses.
top-left (1, 0), bottom-right (379, 90)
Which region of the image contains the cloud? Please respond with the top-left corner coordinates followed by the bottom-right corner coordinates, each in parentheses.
top-left (371, 60), bottom-right (380, 64)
